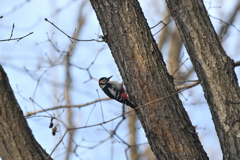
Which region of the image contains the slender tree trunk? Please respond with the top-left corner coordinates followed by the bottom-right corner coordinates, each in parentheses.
top-left (167, 27), bottom-right (182, 76)
top-left (165, 0), bottom-right (240, 159)
top-left (89, 0), bottom-right (208, 159)
top-left (128, 112), bottom-right (137, 160)
top-left (0, 65), bottom-right (52, 160)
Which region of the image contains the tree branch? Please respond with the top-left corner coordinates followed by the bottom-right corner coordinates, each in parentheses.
top-left (25, 97), bottom-right (111, 117)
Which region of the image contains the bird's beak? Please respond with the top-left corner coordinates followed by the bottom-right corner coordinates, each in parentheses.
top-left (108, 75), bottom-right (113, 80)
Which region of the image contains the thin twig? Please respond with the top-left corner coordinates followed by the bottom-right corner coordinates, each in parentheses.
top-left (0, 32), bottom-right (33, 42)
top-left (29, 98), bottom-right (53, 117)
top-left (25, 97), bottom-right (111, 117)
top-left (209, 15), bottom-right (240, 32)
top-left (45, 18), bottom-right (103, 42)
top-left (172, 58), bottom-right (188, 76)
top-left (153, 10), bottom-right (182, 36)
top-left (175, 81), bottom-right (200, 91)
top-left (84, 104), bottom-right (97, 126)
top-left (113, 115), bottom-right (125, 132)
top-left (70, 45), bottom-right (106, 83)
top-left (97, 89), bottom-right (105, 122)
top-left (101, 124), bottom-right (120, 143)
top-left (46, 129), bottom-right (69, 159)
top-left (9, 23), bottom-right (15, 39)
top-left (150, 8), bottom-right (176, 29)
top-left (174, 79), bottom-right (199, 83)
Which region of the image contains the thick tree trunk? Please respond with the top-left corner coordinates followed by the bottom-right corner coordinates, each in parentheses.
top-left (165, 0), bottom-right (240, 159)
top-left (89, 0), bottom-right (208, 159)
top-left (0, 65), bottom-right (52, 160)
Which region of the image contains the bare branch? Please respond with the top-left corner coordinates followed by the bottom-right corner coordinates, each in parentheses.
top-left (0, 32), bottom-right (33, 42)
top-left (25, 97), bottom-right (111, 117)
top-left (209, 15), bottom-right (240, 32)
top-left (47, 129), bottom-right (69, 159)
top-left (218, 1), bottom-right (240, 40)
top-left (172, 58), bottom-right (188, 76)
top-left (9, 23), bottom-right (15, 39)
top-left (153, 9), bottom-right (182, 36)
top-left (175, 81), bottom-right (200, 91)
top-left (150, 8), bottom-right (173, 29)
top-left (45, 18), bottom-right (104, 42)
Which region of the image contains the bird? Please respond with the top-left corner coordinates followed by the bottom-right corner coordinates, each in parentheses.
top-left (99, 76), bottom-right (136, 109)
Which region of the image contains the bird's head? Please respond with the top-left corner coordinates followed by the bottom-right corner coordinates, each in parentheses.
top-left (99, 76), bottom-right (112, 85)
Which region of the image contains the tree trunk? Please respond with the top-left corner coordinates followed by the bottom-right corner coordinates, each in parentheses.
top-left (89, 0), bottom-right (208, 159)
top-left (165, 0), bottom-right (240, 159)
top-left (0, 65), bottom-right (52, 160)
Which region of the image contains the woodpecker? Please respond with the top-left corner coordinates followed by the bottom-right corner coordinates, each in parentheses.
top-left (99, 76), bottom-right (136, 109)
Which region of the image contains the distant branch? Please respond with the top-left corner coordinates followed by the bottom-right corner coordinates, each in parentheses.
top-left (175, 81), bottom-right (200, 91)
top-left (0, 23), bottom-right (33, 42)
top-left (152, 9), bottom-right (182, 36)
top-left (45, 18), bottom-right (104, 43)
top-left (151, 7), bottom-right (177, 29)
top-left (9, 23), bottom-right (15, 39)
top-left (0, 31), bottom-right (33, 42)
top-left (25, 97), bottom-right (111, 117)
top-left (210, 15), bottom-right (240, 32)
top-left (218, 1), bottom-right (240, 40)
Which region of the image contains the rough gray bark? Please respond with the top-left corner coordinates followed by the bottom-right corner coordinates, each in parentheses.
top-left (165, 0), bottom-right (240, 159)
top-left (0, 65), bottom-right (52, 160)
top-left (89, 0), bottom-right (208, 159)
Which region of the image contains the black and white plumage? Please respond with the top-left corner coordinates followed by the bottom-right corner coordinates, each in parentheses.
top-left (99, 76), bottom-right (136, 109)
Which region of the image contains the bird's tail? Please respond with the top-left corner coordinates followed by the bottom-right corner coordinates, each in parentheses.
top-left (125, 99), bottom-right (137, 109)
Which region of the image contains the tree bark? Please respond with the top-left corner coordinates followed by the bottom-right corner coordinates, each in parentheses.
top-left (165, 0), bottom-right (240, 159)
top-left (89, 0), bottom-right (208, 159)
top-left (0, 65), bottom-right (52, 160)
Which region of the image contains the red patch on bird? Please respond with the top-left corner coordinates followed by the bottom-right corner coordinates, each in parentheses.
top-left (121, 93), bottom-right (129, 100)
